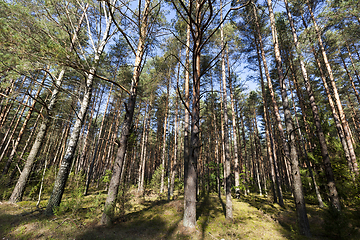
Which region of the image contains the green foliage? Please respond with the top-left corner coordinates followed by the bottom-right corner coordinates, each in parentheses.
top-left (323, 207), bottom-right (356, 239)
top-left (233, 172), bottom-right (247, 193)
top-left (115, 186), bottom-right (132, 218)
top-left (85, 192), bottom-right (103, 219)
top-left (53, 186), bottom-right (84, 216)
top-left (27, 183), bottom-right (40, 200)
top-left (149, 165), bottom-right (164, 191)
top-left (101, 170), bottom-right (112, 185)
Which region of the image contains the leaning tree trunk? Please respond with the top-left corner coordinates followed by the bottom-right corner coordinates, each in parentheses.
top-left (301, 15), bottom-right (355, 175)
top-left (284, 0), bottom-right (340, 211)
top-left (306, 0), bottom-right (359, 176)
top-left (3, 73), bottom-right (47, 174)
top-left (100, 0), bottom-right (150, 225)
top-left (8, 5), bottom-right (89, 203)
top-left (266, 0), bottom-right (310, 236)
top-left (45, 3), bottom-right (111, 213)
top-left (9, 70), bottom-right (65, 203)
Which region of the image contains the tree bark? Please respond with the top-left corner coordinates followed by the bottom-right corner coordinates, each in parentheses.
top-left (101, 0), bottom-right (150, 225)
top-left (266, 0), bottom-right (310, 235)
top-left (284, 0), bottom-right (339, 211)
top-left (45, 2), bottom-right (111, 213)
top-left (220, 0), bottom-right (232, 220)
top-left (306, 0), bottom-right (359, 176)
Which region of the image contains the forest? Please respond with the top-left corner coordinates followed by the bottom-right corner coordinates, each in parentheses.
top-left (0, 0), bottom-right (359, 239)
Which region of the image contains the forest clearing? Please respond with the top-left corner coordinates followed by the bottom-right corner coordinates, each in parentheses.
top-left (1, 0), bottom-right (360, 239)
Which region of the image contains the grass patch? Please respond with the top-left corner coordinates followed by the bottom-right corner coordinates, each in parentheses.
top-left (1, 188), bottom-right (360, 239)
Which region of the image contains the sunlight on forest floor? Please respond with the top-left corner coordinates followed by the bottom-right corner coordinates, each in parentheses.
top-left (1, 189), bottom-right (359, 239)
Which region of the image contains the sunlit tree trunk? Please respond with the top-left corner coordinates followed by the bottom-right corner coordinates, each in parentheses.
top-left (220, 1), bottom-right (232, 219)
top-left (283, 0), bottom-right (339, 211)
top-left (306, 0), bottom-right (358, 176)
top-left (101, 0), bottom-right (151, 225)
top-left (266, 0), bottom-right (310, 235)
top-left (46, 2), bottom-right (112, 213)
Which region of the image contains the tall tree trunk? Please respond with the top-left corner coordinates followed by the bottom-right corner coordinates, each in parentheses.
top-left (306, 1), bottom-right (359, 176)
top-left (101, 0), bottom-right (150, 225)
top-left (283, 0), bottom-right (340, 211)
top-left (138, 101), bottom-right (151, 194)
top-left (252, 111), bottom-right (263, 196)
top-left (227, 48), bottom-right (240, 198)
top-left (182, 0), bottom-right (193, 228)
top-left (9, 69), bottom-right (65, 202)
top-left (254, 28), bottom-right (278, 203)
top-left (252, 5), bottom-right (291, 193)
top-left (84, 84), bottom-right (112, 195)
top-left (170, 58), bottom-right (181, 198)
top-left (266, 0), bottom-right (310, 235)
top-left (46, 2), bottom-right (112, 213)
top-left (220, 1), bottom-right (232, 219)
top-left (240, 111), bottom-right (248, 195)
top-left (160, 78), bottom-right (170, 194)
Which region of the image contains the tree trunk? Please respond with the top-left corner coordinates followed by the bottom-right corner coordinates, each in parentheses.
top-left (101, 0), bottom-right (150, 225)
top-left (9, 70), bottom-right (65, 203)
top-left (252, 5), bottom-right (291, 192)
top-left (3, 73), bottom-right (47, 174)
top-left (0, 95), bottom-right (31, 164)
top-left (220, 1), bottom-right (232, 219)
top-left (138, 102), bottom-right (151, 194)
top-left (266, 0), bottom-right (310, 235)
top-left (306, 0), bottom-right (359, 176)
top-left (84, 84), bottom-right (111, 195)
top-left (283, 0), bottom-right (340, 211)
top-left (46, 3), bottom-right (112, 213)
top-left (182, 0), bottom-right (194, 228)
top-left (160, 78), bottom-right (170, 194)
top-left (254, 32), bottom-right (278, 202)
top-left (227, 48), bottom-right (240, 198)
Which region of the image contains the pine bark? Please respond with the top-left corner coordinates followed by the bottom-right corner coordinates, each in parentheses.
top-left (101, 0), bottom-right (150, 225)
top-left (306, 1), bottom-right (359, 176)
top-left (220, 1), bottom-right (232, 220)
top-left (266, 0), bottom-right (310, 235)
top-left (284, 0), bottom-right (339, 211)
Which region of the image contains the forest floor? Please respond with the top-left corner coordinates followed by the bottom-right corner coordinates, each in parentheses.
top-left (0, 188), bottom-right (359, 240)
